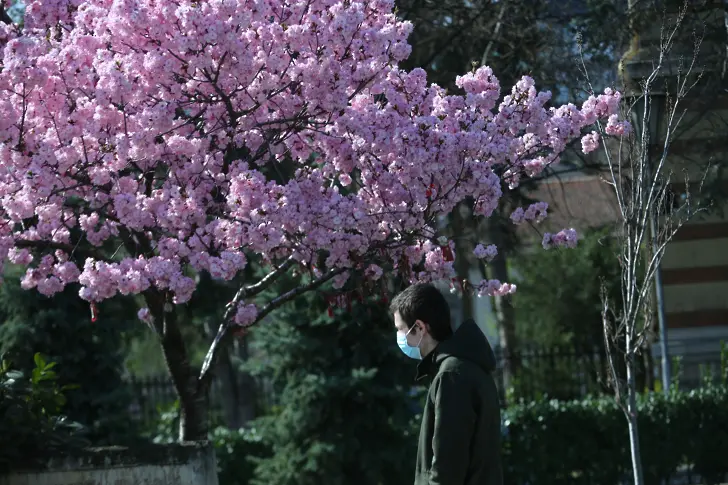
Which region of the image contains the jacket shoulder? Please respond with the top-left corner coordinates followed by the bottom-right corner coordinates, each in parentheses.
top-left (437, 355), bottom-right (478, 374)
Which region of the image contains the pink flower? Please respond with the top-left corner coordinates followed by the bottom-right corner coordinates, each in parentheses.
top-left (138, 308), bottom-right (153, 323)
top-left (511, 202), bottom-right (548, 225)
top-left (605, 114), bottom-right (631, 136)
top-left (473, 244), bottom-right (498, 261)
top-left (476, 279), bottom-right (517, 297)
top-left (339, 174), bottom-right (353, 186)
top-left (0, 0), bottom-right (625, 325)
top-left (365, 264), bottom-right (384, 280)
top-left (543, 228), bottom-right (578, 249)
top-left (581, 131), bottom-right (600, 154)
top-left (234, 303), bottom-right (258, 327)
top-left (332, 271), bottom-right (350, 289)
top-left (8, 248), bottom-right (33, 265)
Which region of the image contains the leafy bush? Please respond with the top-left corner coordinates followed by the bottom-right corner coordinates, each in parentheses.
top-left (510, 228), bottom-right (651, 400)
top-left (503, 353), bottom-right (728, 485)
top-left (244, 289), bottom-right (418, 485)
top-left (0, 353), bottom-right (88, 472)
top-left (211, 426), bottom-right (271, 485)
top-left (145, 400), bottom-right (270, 485)
top-left (0, 266), bottom-right (136, 444)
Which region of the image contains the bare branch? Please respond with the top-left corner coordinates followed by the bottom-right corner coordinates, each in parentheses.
top-left (197, 265), bottom-right (346, 387)
top-left (255, 267), bottom-right (347, 323)
top-left (234, 255), bottom-right (296, 304)
top-left (480, 0), bottom-right (507, 66)
top-left (601, 284), bottom-right (624, 411)
top-left (15, 238), bottom-right (104, 260)
top-left (0, 1), bottom-right (12, 25)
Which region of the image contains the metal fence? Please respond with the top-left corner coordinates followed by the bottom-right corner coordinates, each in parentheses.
top-left (492, 344), bottom-right (609, 405)
top-left (126, 340), bottom-right (725, 424)
top-left (126, 373), bottom-right (274, 425)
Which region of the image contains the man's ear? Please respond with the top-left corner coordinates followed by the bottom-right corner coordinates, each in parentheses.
top-left (414, 319), bottom-right (428, 334)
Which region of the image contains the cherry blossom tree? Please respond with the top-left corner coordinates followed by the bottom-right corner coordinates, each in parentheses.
top-left (0, 0), bottom-right (625, 440)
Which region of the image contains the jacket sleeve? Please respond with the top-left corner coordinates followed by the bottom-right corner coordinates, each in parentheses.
top-left (429, 370), bottom-right (475, 485)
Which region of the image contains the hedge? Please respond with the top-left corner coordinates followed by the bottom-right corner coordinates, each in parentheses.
top-left (163, 383), bottom-right (727, 485)
top-left (0, 353), bottom-right (88, 472)
top-left (145, 365), bottom-right (728, 485)
top-left (502, 384), bottom-right (728, 485)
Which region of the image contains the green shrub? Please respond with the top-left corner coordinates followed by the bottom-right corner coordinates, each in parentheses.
top-left (0, 266), bottom-right (136, 444)
top-left (145, 401), bottom-right (270, 485)
top-left (680, 385), bottom-right (728, 485)
top-left (0, 353), bottom-right (88, 472)
top-left (503, 383), bottom-right (728, 485)
top-left (211, 426), bottom-right (271, 485)
top-left (502, 396), bottom-right (628, 485)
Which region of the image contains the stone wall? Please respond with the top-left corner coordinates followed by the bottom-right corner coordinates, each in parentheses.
top-left (0, 441), bottom-right (218, 485)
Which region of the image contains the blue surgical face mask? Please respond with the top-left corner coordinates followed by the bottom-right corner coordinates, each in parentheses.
top-left (397, 325), bottom-right (423, 360)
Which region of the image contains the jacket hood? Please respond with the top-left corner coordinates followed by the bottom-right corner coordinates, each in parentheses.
top-left (417, 319), bottom-right (497, 380)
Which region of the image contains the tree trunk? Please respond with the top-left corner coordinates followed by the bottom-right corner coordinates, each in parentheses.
top-left (643, 342), bottom-right (655, 392)
top-left (145, 290), bottom-right (210, 442)
top-left (625, 350), bottom-right (646, 485)
top-left (178, 385), bottom-right (210, 441)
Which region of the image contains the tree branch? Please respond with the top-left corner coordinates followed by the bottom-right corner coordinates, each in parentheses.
top-left (480, 0), bottom-right (507, 66)
top-left (15, 238), bottom-right (104, 260)
top-left (0, 1), bottom-right (12, 25)
top-left (241, 255), bottom-right (296, 300)
top-left (601, 285), bottom-right (624, 410)
top-left (255, 266), bottom-right (347, 323)
top-left (197, 262), bottom-right (344, 390)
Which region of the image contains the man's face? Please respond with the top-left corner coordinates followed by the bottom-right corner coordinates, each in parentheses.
top-left (394, 311), bottom-right (419, 346)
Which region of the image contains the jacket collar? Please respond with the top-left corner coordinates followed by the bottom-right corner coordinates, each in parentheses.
top-left (415, 345), bottom-right (439, 382)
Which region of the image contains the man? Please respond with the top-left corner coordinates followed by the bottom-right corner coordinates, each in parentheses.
top-left (391, 283), bottom-right (503, 485)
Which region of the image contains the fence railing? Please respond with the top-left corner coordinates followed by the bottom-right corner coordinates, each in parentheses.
top-left (493, 344), bottom-right (611, 404)
top-left (126, 373), bottom-right (274, 425)
top-left (126, 340), bottom-right (725, 424)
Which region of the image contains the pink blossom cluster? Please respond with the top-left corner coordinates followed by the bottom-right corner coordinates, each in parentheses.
top-left (138, 307), bottom-right (153, 324)
top-left (473, 244), bottom-right (498, 261)
top-left (476, 279), bottom-right (517, 297)
top-left (510, 202), bottom-right (548, 225)
top-left (364, 264), bottom-right (384, 280)
top-left (0, 0), bottom-right (628, 322)
top-left (542, 228), bottom-right (579, 249)
top-left (581, 131), bottom-right (600, 154)
top-left (606, 114), bottom-right (631, 136)
top-left (234, 302), bottom-right (258, 327)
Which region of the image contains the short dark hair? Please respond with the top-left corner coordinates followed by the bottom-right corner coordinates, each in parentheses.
top-left (390, 283), bottom-right (453, 341)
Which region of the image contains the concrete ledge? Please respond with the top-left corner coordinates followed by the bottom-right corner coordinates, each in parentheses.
top-left (0, 441), bottom-right (218, 485)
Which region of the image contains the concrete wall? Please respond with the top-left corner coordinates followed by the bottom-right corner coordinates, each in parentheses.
top-left (0, 442), bottom-right (218, 485)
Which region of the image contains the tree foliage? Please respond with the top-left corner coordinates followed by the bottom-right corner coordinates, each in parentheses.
top-left (0, 352), bottom-right (88, 472)
top-left (512, 228), bottom-right (620, 349)
top-left (0, 265), bottom-right (135, 444)
top-left (245, 280), bottom-right (419, 485)
top-left (0, 0), bottom-right (625, 439)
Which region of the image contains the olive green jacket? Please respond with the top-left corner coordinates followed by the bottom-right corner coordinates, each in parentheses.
top-left (414, 319), bottom-right (503, 485)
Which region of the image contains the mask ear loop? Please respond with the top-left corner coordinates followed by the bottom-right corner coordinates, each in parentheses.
top-left (414, 333), bottom-right (424, 348)
top-left (406, 323), bottom-right (425, 348)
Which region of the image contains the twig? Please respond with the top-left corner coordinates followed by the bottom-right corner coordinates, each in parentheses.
top-left (601, 285), bottom-right (623, 409)
top-left (0, 1), bottom-right (12, 25)
top-left (197, 265), bottom-right (346, 386)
